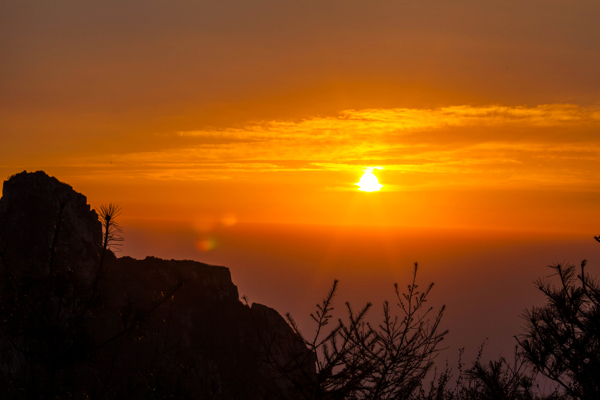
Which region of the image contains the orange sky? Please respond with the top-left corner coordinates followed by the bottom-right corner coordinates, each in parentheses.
top-left (2, 1), bottom-right (600, 233)
top-left (2, 0), bottom-right (600, 362)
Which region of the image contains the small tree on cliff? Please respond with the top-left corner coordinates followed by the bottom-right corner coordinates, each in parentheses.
top-left (98, 203), bottom-right (123, 265)
top-left (89, 203), bottom-right (124, 303)
top-left (516, 260), bottom-right (600, 400)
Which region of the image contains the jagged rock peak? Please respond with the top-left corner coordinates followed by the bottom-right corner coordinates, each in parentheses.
top-left (3, 171), bottom-right (86, 204)
top-left (0, 170), bottom-right (102, 271)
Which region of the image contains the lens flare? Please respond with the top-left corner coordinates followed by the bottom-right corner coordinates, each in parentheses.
top-left (196, 236), bottom-right (216, 252)
top-left (356, 168), bottom-right (383, 192)
top-left (221, 213), bottom-right (237, 227)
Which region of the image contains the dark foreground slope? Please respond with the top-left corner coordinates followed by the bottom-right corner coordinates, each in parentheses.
top-left (0, 171), bottom-right (314, 399)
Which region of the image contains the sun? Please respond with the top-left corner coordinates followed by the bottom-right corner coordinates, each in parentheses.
top-left (356, 167), bottom-right (383, 192)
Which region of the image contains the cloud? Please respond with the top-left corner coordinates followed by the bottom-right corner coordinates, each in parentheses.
top-left (63, 104), bottom-right (600, 190)
top-left (169, 104), bottom-right (600, 166)
top-left (177, 104), bottom-right (600, 139)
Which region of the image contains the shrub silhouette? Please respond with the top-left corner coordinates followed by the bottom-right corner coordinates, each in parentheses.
top-left (414, 345), bottom-right (565, 400)
top-left (261, 262), bottom-right (448, 399)
top-left (516, 260), bottom-right (600, 400)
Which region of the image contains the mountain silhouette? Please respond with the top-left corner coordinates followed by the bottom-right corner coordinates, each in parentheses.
top-left (0, 170), bottom-right (314, 399)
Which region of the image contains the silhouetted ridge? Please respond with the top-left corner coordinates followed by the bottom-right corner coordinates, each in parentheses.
top-left (0, 171), bottom-right (314, 399)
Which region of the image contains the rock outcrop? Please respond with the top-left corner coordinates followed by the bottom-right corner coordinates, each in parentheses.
top-left (0, 170), bottom-right (102, 275)
top-left (0, 171), bottom-right (314, 399)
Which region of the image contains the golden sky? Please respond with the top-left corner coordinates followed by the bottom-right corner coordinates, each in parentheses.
top-left (1, 1), bottom-right (599, 232)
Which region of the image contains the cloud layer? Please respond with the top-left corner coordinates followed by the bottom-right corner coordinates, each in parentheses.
top-left (68, 104), bottom-right (599, 191)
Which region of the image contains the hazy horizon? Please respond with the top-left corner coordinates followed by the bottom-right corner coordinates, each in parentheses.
top-left (114, 218), bottom-right (599, 364)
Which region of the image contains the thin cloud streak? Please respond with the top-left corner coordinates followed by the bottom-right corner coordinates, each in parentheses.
top-left (177, 104), bottom-right (600, 139)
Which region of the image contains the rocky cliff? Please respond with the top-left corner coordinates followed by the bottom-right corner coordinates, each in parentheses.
top-left (0, 171), bottom-right (314, 399)
top-left (0, 170), bottom-right (102, 275)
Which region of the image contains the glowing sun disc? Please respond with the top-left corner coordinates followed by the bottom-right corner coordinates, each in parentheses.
top-left (357, 169), bottom-right (383, 192)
